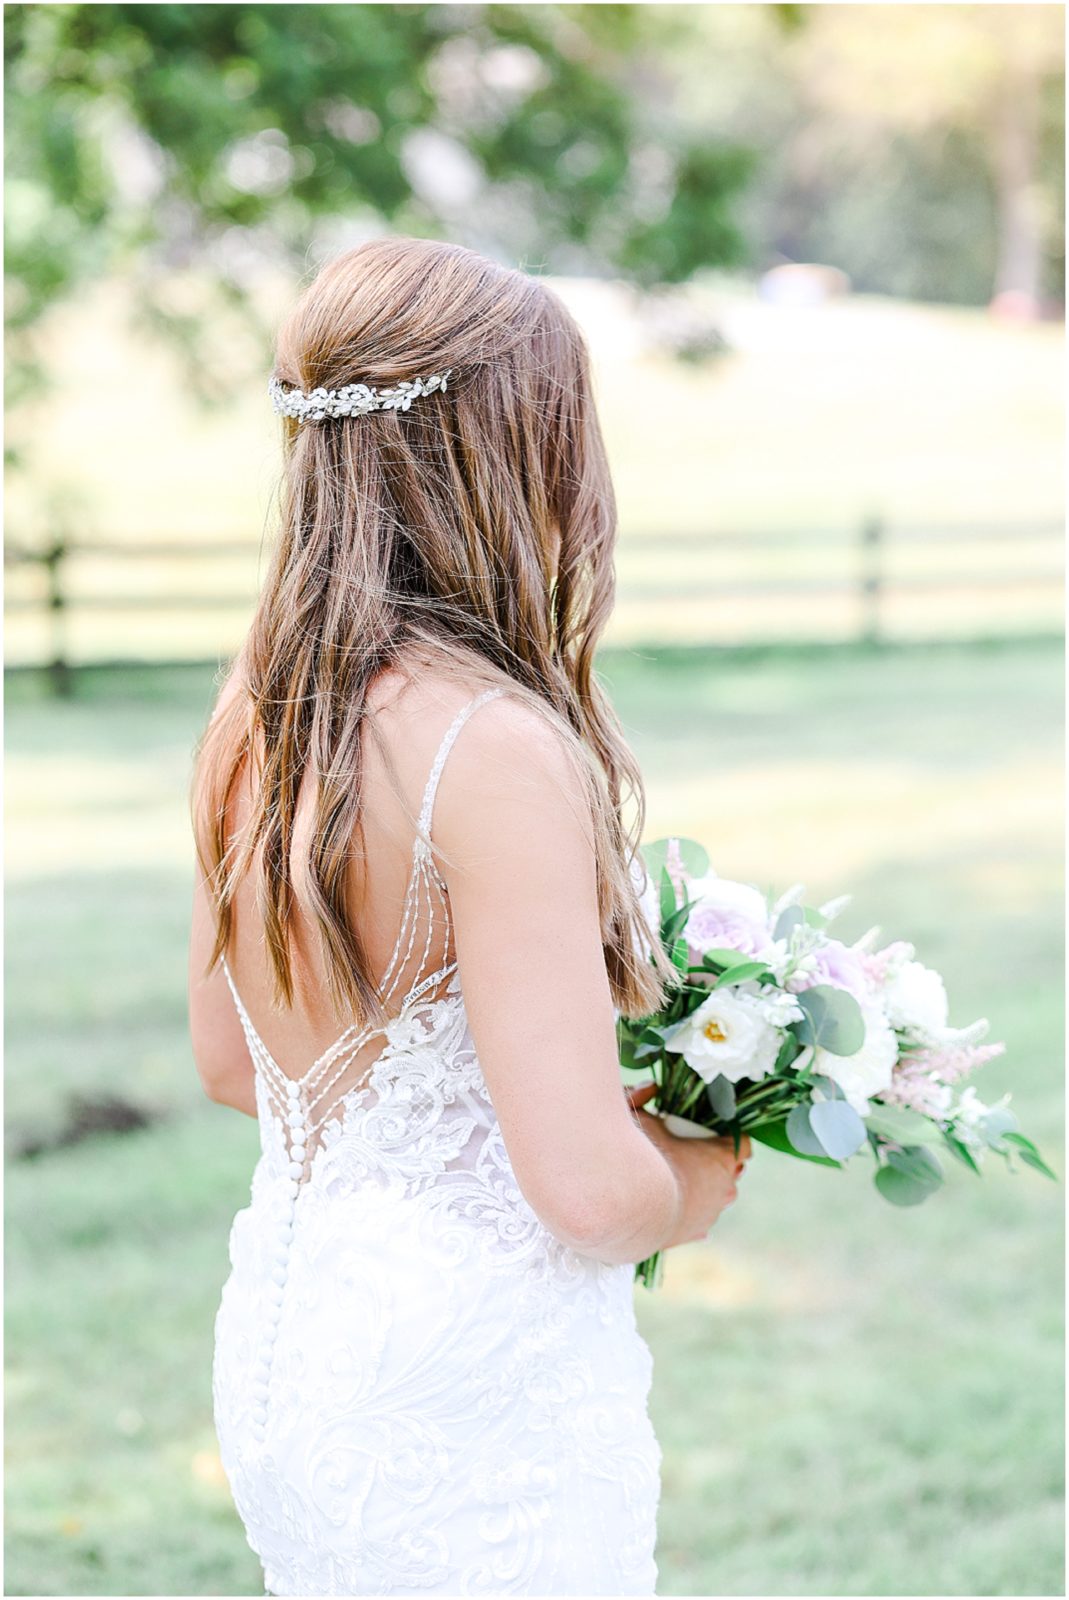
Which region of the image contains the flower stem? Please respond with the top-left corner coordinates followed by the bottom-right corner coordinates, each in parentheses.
top-left (634, 1249), bottom-right (664, 1291)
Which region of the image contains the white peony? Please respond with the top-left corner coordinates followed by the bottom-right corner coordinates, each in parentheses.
top-left (813, 1003), bottom-right (899, 1116)
top-left (661, 983), bottom-right (789, 1084)
top-left (882, 960), bottom-right (950, 1040)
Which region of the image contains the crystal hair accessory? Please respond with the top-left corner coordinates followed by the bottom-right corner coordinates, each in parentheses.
top-left (268, 369), bottom-right (453, 423)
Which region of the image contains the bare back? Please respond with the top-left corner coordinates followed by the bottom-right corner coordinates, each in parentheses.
top-left (193, 663), bottom-right (507, 1146)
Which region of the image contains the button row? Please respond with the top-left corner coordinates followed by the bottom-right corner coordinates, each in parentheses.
top-left (250, 1085), bottom-right (306, 1444)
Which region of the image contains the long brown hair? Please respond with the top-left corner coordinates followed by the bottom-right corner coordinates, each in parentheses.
top-left (190, 235), bottom-right (676, 1023)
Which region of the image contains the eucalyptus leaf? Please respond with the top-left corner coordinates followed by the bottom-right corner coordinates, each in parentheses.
top-left (874, 1164), bottom-right (936, 1206)
top-left (790, 985), bottom-right (866, 1056)
top-left (810, 1073), bottom-right (846, 1100)
top-left (643, 837), bottom-right (710, 881)
top-left (885, 1144), bottom-right (944, 1187)
top-left (865, 1104), bottom-right (943, 1146)
top-left (705, 1075), bottom-right (737, 1120)
top-left (749, 1115), bottom-right (842, 1168)
top-left (774, 906), bottom-right (805, 940)
top-left (809, 1099), bottom-right (868, 1160)
top-left (786, 1102), bottom-right (827, 1157)
top-left (774, 1035), bottom-right (803, 1073)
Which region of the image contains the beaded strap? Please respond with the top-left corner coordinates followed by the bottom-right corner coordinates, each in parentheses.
top-left (222, 684), bottom-right (509, 1125)
top-left (416, 686), bottom-right (507, 847)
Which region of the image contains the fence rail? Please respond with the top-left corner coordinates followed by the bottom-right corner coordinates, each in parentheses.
top-left (4, 515), bottom-right (1063, 695)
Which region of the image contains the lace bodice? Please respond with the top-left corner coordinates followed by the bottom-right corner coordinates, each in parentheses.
top-left (211, 686), bottom-right (662, 1596)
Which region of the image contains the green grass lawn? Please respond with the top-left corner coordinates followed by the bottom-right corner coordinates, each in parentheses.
top-left (5, 639), bottom-right (1064, 1597)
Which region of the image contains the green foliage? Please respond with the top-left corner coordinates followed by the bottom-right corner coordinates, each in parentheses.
top-left (659, 865), bottom-right (680, 926)
top-left (704, 1074), bottom-right (737, 1121)
top-left (789, 983), bottom-right (866, 1056)
top-left (865, 1102), bottom-right (942, 1146)
top-left (642, 836), bottom-right (710, 881)
top-left (1002, 1131), bottom-right (1059, 1183)
top-left (4, 3), bottom-right (756, 344)
top-left (712, 958), bottom-right (774, 988)
top-left (874, 1144), bottom-right (946, 1206)
top-left (808, 1097), bottom-right (868, 1160)
top-left (748, 1114), bottom-right (843, 1169)
top-left (785, 1100), bottom-right (828, 1157)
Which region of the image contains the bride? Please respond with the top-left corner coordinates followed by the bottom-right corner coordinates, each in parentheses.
top-left (187, 234), bottom-right (750, 1598)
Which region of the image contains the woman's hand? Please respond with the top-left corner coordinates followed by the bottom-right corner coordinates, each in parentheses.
top-left (625, 1081), bottom-right (752, 1247)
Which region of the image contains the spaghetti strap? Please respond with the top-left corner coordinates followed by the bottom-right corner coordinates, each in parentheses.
top-left (216, 682), bottom-right (512, 1162)
top-left (414, 686), bottom-right (508, 858)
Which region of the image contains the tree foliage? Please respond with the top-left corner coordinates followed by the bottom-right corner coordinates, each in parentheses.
top-left (4, 3), bottom-right (758, 349)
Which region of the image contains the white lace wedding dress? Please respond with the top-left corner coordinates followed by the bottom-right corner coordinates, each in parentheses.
top-left (212, 687), bottom-right (663, 1597)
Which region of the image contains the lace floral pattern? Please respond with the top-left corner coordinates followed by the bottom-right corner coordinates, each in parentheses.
top-left (212, 689), bottom-right (662, 1596)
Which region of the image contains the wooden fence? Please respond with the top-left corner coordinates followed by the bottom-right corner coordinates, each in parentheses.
top-left (4, 515), bottom-right (1063, 695)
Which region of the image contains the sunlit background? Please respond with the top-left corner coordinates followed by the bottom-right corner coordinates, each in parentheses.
top-left (5, 5), bottom-right (1064, 1596)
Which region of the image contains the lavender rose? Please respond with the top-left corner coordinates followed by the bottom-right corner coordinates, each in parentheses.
top-left (786, 936), bottom-right (871, 1002)
top-left (684, 874), bottom-right (777, 963)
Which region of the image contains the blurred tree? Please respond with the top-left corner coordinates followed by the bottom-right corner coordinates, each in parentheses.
top-left (3, 0), bottom-right (762, 431)
top-left (654, 3), bottom-right (1065, 310)
top-left (782, 4), bottom-right (1064, 311)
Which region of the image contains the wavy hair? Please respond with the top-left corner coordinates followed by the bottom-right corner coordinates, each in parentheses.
top-left (190, 235), bottom-right (676, 1023)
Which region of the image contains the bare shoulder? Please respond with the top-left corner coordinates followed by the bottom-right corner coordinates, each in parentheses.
top-left (367, 658), bottom-right (575, 786)
top-left (431, 684), bottom-right (595, 871)
top-left (444, 688), bottom-right (580, 789)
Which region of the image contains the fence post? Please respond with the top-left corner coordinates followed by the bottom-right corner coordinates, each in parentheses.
top-left (43, 537), bottom-right (72, 697)
top-left (860, 513), bottom-right (884, 644)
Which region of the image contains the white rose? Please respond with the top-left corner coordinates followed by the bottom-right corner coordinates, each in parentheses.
top-left (813, 1004), bottom-right (898, 1116)
top-left (661, 984), bottom-right (785, 1084)
top-left (883, 960), bottom-right (950, 1040)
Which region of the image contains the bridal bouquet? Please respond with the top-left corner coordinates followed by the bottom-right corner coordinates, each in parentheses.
top-left (620, 837), bottom-right (1056, 1290)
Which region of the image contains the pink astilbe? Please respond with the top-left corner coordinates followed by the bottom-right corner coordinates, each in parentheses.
top-left (911, 1039), bottom-right (1007, 1086)
top-left (664, 837), bottom-right (689, 905)
top-left (879, 1041), bottom-right (1008, 1121)
top-left (856, 939), bottom-right (913, 988)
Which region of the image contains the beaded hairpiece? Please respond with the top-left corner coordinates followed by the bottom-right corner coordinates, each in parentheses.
top-left (268, 369), bottom-right (453, 423)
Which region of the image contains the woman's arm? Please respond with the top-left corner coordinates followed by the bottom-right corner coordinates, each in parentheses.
top-left (187, 862), bottom-right (257, 1118)
top-left (435, 696), bottom-right (694, 1265)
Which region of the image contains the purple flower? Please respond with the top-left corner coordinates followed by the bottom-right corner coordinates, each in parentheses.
top-left (684, 875), bottom-right (776, 962)
top-left (789, 937), bottom-right (871, 1001)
